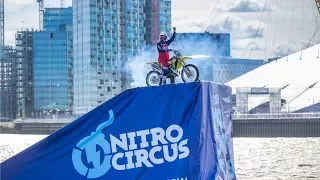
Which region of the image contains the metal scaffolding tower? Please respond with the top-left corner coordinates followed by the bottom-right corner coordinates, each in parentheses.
top-left (0, 0), bottom-right (4, 53)
top-left (37, 0), bottom-right (44, 31)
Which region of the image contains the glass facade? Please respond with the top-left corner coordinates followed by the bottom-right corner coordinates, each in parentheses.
top-left (121, 0), bottom-right (146, 90)
top-left (144, 0), bottom-right (172, 46)
top-left (43, 8), bottom-right (73, 32)
top-left (159, 0), bottom-right (171, 37)
top-left (0, 46), bottom-right (17, 120)
top-left (33, 7), bottom-right (72, 113)
top-left (33, 32), bottom-right (68, 111)
top-left (122, 0), bottom-right (146, 58)
top-left (15, 30), bottom-right (34, 118)
top-left (73, 0), bottom-right (146, 115)
top-left (212, 58), bottom-right (264, 84)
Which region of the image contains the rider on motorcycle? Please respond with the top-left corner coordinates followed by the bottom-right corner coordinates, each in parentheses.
top-left (157, 27), bottom-right (176, 85)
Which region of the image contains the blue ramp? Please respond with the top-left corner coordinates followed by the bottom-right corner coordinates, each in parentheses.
top-left (1, 81), bottom-right (236, 180)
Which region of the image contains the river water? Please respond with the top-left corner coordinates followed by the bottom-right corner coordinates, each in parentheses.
top-left (0, 134), bottom-right (319, 179)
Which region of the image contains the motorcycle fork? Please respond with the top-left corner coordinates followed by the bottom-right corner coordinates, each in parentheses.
top-left (181, 61), bottom-right (191, 76)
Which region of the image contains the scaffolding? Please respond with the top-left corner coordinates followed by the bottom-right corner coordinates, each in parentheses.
top-left (236, 87), bottom-right (282, 114)
top-left (15, 30), bottom-right (34, 119)
top-left (0, 46), bottom-right (17, 120)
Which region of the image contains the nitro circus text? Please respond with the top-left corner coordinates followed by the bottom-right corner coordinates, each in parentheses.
top-left (109, 124), bottom-right (190, 170)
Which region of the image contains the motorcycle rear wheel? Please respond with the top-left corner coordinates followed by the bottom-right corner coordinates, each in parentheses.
top-left (181, 64), bottom-right (199, 83)
top-left (146, 70), bottom-right (162, 86)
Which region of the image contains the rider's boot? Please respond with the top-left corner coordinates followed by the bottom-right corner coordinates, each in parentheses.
top-left (169, 67), bottom-right (178, 77)
top-left (162, 76), bottom-right (167, 85)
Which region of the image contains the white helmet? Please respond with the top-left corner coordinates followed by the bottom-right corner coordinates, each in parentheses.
top-left (159, 32), bottom-right (167, 38)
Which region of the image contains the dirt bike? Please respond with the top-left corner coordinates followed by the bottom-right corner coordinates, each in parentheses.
top-left (146, 49), bottom-right (200, 86)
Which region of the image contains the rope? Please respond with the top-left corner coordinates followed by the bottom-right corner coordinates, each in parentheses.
top-left (300, 0), bottom-right (305, 51)
top-left (264, 0), bottom-right (275, 61)
top-left (241, 0), bottom-right (268, 58)
top-left (288, 81), bottom-right (319, 104)
top-left (221, 0), bottom-right (236, 33)
top-left (305, 24), bottom-right (320, 49)
top-left (249, 0), bottom-right (269, 59)
top-left (310, 0), bottom-right (320, 45)
top-left (271, 0), bottom-right (281, 59)
top-left (202, 0), bottom-right (221, 31)
top-left (277, 0), bottom-right (288, 58)
top-left (305, 0), bottom-right (320, 49)
top-left (286, 0), bottom-right (295, 59)
top-left (298, 0), bottom-right (305, 60)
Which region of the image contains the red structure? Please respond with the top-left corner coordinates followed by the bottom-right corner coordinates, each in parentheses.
top-left (151, 0), bottom-right (160, 45)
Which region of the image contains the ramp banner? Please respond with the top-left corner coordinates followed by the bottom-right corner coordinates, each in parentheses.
top-left (1, 82), bottom-right (236, 180)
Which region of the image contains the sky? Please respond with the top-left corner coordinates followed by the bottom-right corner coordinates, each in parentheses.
top-left (3, 0), bottom-right (320, 59)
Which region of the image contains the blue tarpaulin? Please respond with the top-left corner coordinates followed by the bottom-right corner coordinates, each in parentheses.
top-left (1, 81), bottom-right (236, 180)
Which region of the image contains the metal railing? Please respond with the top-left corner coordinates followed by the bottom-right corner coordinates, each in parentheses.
top-left (9, 112), bottom-right (320, 123)
top-left (232, 113), bottom-right (320, 120)
top-left (13, 118), bottom-right (74, 124)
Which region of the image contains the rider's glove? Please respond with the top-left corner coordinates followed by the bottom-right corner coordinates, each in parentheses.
top-left (172, 27), bottom-right (176, 31)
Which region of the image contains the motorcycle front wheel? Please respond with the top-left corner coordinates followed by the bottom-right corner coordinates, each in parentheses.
top-left (146, 70), bottom-right (162, 86)
top-left (181, 64), bottom-right (199, 83)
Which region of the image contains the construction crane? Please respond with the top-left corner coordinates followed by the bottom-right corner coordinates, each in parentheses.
top-left (37, 0), bottom-right (44, 31)
top-left (315, 0), bottom-right (320, 14)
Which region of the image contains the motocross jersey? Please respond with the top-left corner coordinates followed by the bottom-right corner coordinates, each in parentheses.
top-left (157, 31), bottom-right (176, 68)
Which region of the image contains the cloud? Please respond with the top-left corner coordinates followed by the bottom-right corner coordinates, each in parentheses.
top-left (245, 25), bottom-right (264, 38)
top-left (233, 40), bottom-right (263, 51)
top-left (3, 0), bottom-right (71, 45)
top-left (218, 0), bottom-right (277, 13)
top-left (203, 16), bottom-right (266, 39)
top-left (5, 0), bottom-right (34, 6)
top-left (271, 39), bottom-right (318, 57)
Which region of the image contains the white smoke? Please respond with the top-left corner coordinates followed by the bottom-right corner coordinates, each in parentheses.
top-left (125, 46), bottom-right (158, 88)
top-left (125, 34), bottom-right (225, 88)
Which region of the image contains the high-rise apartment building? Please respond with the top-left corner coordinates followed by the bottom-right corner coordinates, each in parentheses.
top-left (120, 0), bottom-right (147, 90)
top-left (0, 46), bottom-right (17, 120)
top-left (15, 29), bottom-right (34, 119)
top-left (43, 8), bottom-right (73, 31)
top-left (72, 0), bottom-right (146, 115)
top-left (144, 0), bottom-right (171, 46)
top-left (33, 7), bottom-right (73, 116)
top-left (72, 0), bottom-right (171, 115)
